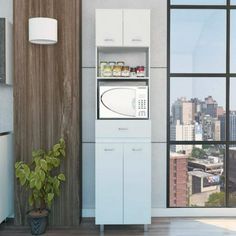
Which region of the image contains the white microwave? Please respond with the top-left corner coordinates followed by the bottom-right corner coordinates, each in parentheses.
top-left (99, 86), bottom-right (148, 119)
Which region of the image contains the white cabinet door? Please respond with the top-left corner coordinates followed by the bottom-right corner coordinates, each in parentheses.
top-left (95, 143), bottom-right (123, 224)
top-left (0, 134), bottom-right (13, 223)
top-left (124, 143), bottom-right (151, 224)
top-left (96, 9), bottom-right (123, 47)
top-left (123, 10), bottom-right (150, 47)
top-left (0, 136), bottom-right (7, 223)
top-left (5, 134), bottom-right (13, 218)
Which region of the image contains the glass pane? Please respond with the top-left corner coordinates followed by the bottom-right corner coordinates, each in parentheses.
top-left (170, 77), bottom-right (226, 141)
top-left (229, 146), bottom-right (236, 206)
top-left (171, 0), bottom-right (226, 4)
top-left (170, 10), bottom-right (226, 73)
top-left (230, 78), bottom-right (236, 140)
top-left (231, 11), bottom-right (236, 72)
top-left (231, 0), bottom-right (236, 4)
top-left (169, 145), bottom-right (226, 207)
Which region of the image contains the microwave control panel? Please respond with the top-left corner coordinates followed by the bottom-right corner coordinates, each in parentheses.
top-left (136, 86), bottom-right (148, 118)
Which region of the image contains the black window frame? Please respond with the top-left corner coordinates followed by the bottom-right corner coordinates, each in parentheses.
top-left (167, 0), bottom-right (236, 208)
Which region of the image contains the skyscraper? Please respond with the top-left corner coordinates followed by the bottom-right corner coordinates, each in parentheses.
top-left (172, 97), bottom-right (194, 125)
top-left (204, 96), bottom-right (218, 118)
top-left (170, 120), bottom-right (194, 154)
top-left (230, 111), bottom-right (236, 141)
top-left (219, 112), bottom-right (236, 141)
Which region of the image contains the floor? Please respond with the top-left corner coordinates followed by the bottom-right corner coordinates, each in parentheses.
top-left (1, 218), bottom-right (236, 236)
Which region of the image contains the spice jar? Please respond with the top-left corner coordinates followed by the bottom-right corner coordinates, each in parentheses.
top-left (121, 66), bottom-right (130, 77)
top-left (136, 66), bottom-right (145, 77)
top-left (100, 61), bottom-right (107, 77)
top-left (103, 65), bottom-right (112, 77)
top-left (109, 61), bottom-right (116, 68)
top-left (117, 61), bottom-right (125, 66)
top-left (130, 67), bottom-right (137, 77)
top-left (113, 65), bottom-right (122, 77)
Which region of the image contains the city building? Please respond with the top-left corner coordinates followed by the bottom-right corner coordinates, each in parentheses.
top-left (217, 106), bottom-right (225, 118)
top-left (188, 158), bottom-right (224, 175)
top-left (170, 152), bottom-right (188, 207)
top-left (228, 148), bottom-right (236, 196)
top-left (202, 115), bottom-right (221, 141)
top-left (230, 111), bottom-right (236, 141)
top-left (188, 171), bottom-right (221, 207)
top-left (204, 96), bottom-right (218, 118)
top-left (170, 120), bottom-right (194, 154)
top-left (171, 97), bottom-right (194, 125)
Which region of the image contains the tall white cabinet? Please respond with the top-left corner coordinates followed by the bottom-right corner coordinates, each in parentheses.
top-left (0, 133), bottom-right (14, 224)
top-left (95, 9), bottom-right (151, 231)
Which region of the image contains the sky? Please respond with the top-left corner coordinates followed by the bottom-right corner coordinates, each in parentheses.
top-left (170, 8), bottom-right (236, 110)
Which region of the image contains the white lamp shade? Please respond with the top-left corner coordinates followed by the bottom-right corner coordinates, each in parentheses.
top-left (29, 17), bottom-right (58, 45)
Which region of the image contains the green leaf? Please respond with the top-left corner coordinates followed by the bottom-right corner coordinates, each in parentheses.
top-left (40, 159), bottom-right (47, 171)
top-left (58, 173), bottom-right (65, 181)
top-left (30, 179), bottom-right (35, 188)
top-left (15, 168), bottom-right (22, 178)
top-left (15, 161), bottom-right (23, 169)
top-left (53, 178), bottom-right (60, 191)
top-left (53, 144), bottom-right (60, 152)
top-left (60, 149), bottom-right (65, 157)
top-left (35, 180), bottom-right (42, 190)
top-left (47, 193), bottom-right (54, 202)
top-left (20, 175), bottom-right (26, 186)
top-left (54, 151), bottom-right (60, 157)
top-left (23, 164), bottom-right (30, 178)
top-left (52, 158), bottom-right (60, 167)
top-left (39, 170), bottom-right (45, 182)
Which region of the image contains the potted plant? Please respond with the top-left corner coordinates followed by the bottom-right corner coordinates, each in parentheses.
top-left (15, 138), bottom-right (66, 235)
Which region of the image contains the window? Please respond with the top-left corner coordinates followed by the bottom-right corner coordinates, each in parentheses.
top-left (168, 1), bottom-right (236, 208)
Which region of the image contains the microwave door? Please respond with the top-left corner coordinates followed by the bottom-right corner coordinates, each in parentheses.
top-left (100, 87), bottom-right (136, 118)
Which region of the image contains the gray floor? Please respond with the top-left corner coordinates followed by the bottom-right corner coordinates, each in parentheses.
top-left (1, 218), bottom-right (236, 236)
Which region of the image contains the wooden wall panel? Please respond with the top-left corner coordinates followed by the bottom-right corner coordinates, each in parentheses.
top-left (14, 0), bottom-right (82, 226)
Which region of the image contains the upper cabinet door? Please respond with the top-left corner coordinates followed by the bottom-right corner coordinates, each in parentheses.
top-left (96, 9), bottom-right (123, 47)
top-left (0, 19), bottom-right (13, 85)
top-left (123, 10), bottom-right (150, 47)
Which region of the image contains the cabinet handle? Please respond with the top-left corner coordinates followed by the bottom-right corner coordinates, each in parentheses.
top-left (104, 38), bottom-right (114, 42)
top-left (132, 148), bottom-right (142, 152)
top-left (132, 38), bottom-right (142, 42)
top-left (118, 128), bottom-right (128, 131)
top-left (104, 148), bottom-right (115, 152)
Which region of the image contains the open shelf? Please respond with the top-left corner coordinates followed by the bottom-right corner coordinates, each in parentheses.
top-left (97, 76), bottom-right (150, 80)
top-left (96, 47), bottom-right (150, 78)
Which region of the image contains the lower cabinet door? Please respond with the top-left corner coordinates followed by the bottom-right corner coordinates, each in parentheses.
top-left (95, 143), bottom-right (123, 224)
top-left (124, 143), bottom-right (151, 224)
top-left (0, 134), bottom-right (13, 223)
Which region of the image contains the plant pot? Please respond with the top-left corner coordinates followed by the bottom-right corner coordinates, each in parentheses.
top-left (27, 209), bottom-right (49, 235)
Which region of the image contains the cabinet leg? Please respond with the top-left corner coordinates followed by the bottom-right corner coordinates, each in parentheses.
top-left (144, 224), bottom-right (148, 232)
top-left (100, 225), bottom-right (104, 232)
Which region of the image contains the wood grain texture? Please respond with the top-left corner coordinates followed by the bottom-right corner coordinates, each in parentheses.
top-left (14, 0), bottom-right (82, 226)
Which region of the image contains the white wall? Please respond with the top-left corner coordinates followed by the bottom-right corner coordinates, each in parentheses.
top-left (0, 0), bottom-right (13, 23)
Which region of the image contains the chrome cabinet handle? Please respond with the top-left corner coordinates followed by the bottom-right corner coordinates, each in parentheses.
top-left (132, 38), bottom-right (142, 42)
top-left (132, 148), bottom-right (142, 152)
top-left (118, 128), bottom-right (128, 131)
top-left (104, 148), bottom-right (115, 152)
top-left (104, 38), bottom-right (114, 42)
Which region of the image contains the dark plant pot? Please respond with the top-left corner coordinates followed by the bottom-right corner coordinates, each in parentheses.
top-left (27, 209), bottom-right (49, 235)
